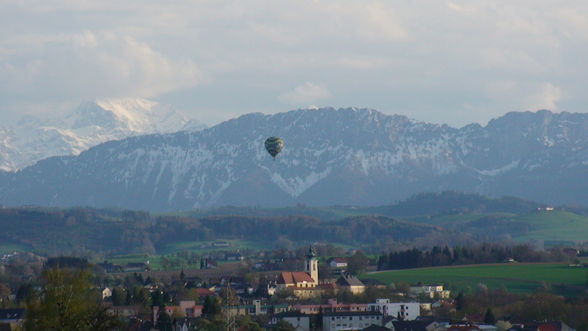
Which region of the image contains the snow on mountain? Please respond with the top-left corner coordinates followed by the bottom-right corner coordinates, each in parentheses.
top-left (0, 98), bottom-right (206, 171)
top-left (1, 107), bottom-right (588, 211)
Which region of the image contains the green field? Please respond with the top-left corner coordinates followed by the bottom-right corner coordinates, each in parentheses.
top-left (160, 239), bottom-right (272, 255)
top-left (362, 263), bottom-right (588, 295)
top-left (405, 210), bottom-right (588, 243)
top-left (513, 211), bottom-right (588, 242)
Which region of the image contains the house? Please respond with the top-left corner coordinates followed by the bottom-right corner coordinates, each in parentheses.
top-left (152, 302), bottom-right (203, 325)
top-left (329, 257), bottom-right (349, 269)
top-left (96, 261), bottom-right (123, 273)
top-left (107, 305), bottom-right (141, 318)
top-left (368, 299), bottom-right (420, 320)
top-left (194, 287), bottom-right (215, 297)
top-left (322, 311), bottom-right (384, 331)
top-left (124, 262), bottom-right (149, 272)
top-left (271, 311), bottom-right (311, 331)
top-left (409, 285), bottom-right (450, 299)
top-left (225, 253), bottom-right (245, 261)
top-left (336, 275), bottom-right (366, 295)
top-left (153, 300), bottom-right (203, 321)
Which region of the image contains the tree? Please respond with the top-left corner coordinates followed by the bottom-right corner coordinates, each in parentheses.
top-left (203, 295), bottom-right (221, 317)
top-left (156, 311), bottom-right (172, 331)
top-left (484, 308), bottom-right (497, 324)
top-left (347, 251), bottom-right (369, 275)
top-left (24, 268), bottom-right (123, 331)
top-left (275, 320), bottom-right (297, 331)
top-left (239, 315), bottom-right (263, 331)
top-left (111, 287), bottom-right (126, 306)
top-left (455, 292), bottom-right (465, 311)
top-left (0, 283), bottom-right (11, 307)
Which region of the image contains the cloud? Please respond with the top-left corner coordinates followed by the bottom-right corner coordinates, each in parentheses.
top-left (527, 83), bottom-right (563, 111)
top-left (280, 82), bottom-right (332, 105)
top-left (1, 1), bottom-right (588, 126)
top-left (0, 31), bottom-right (199, 102)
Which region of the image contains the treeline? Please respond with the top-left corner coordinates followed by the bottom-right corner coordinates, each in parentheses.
top-left (0, 207), bottom-right (442, 255)
top-left (377, 244), bottom-right (570, 270)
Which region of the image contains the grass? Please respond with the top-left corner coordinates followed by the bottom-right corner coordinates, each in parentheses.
top-left (159, 239), bottom-right (272, 255)
top-left (513, 211), bottom-right (588, 242)
top-left (362, 263), bottom-right (588, 295)
top-left (98, 253), bottom-right (201, 272)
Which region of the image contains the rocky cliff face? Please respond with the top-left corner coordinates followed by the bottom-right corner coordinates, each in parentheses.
top-left (1, 108), bottom-right (587, 211)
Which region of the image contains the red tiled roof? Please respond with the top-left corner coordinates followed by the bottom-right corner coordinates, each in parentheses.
top-left (332, 258), bottom-right (348, 263)
top-left (280, 271), bottom-right (315, 284)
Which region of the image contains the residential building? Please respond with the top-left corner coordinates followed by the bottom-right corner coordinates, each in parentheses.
top-left (329, 258), bottom-right (349, 269)
top-left (409, 285), bottom-right (450, 299)
top-left (368, 299), bottom-right (420, 320)
top-left (294, 299), bottom-right (369, 315)
top-left (322, 311), bottom-right (383, 331)
top-left (271, 311), bottom-right (311, 331)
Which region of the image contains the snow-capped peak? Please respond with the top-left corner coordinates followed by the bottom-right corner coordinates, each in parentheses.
top-left (0, 98), bottom-right (206, 171)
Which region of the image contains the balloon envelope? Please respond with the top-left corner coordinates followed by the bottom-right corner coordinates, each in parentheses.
top-left (264, 137), bottom-right (284, 158)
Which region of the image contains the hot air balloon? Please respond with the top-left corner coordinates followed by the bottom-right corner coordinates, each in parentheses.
top-left (264, 137), bottom-right (284, 159)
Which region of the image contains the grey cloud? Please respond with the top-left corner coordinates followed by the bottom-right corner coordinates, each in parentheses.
top-left (1, 1), bottom-right (588, 126)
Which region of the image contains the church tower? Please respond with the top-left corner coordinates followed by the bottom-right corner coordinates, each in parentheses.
top-left (305, 246), bottom-right (319, 284)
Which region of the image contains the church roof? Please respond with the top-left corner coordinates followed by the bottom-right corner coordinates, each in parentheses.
top-left (280, 271), bottom-right (315, 284)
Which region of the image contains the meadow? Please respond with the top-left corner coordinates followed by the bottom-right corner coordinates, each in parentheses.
top-left (362, 262), bottom-right (588, 296)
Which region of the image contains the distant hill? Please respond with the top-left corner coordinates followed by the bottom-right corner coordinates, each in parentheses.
top-left (2, 108), bottom-right (588, 210)
top-left (186, 192), bottom-right (545, 219)
top-left (365, 191), bottom-right (544, 217)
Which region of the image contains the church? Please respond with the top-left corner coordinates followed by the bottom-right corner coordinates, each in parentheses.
top-left (277, 246), bottom-right (365, 298)
top-left (277, 246), bottom-right (322, 298)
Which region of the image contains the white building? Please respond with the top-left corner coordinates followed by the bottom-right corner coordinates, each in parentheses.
top-left (322, 311), bottom-right (383, 331)
top-left (368, 299), bottom-right (420, 320)
top-left (409, 285), bottom-right (450, 299)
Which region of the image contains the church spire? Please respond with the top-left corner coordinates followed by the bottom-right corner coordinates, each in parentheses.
top-left (307, 245), bottom-right (316, 259)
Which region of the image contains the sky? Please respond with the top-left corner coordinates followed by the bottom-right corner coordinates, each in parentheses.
top-left (1, 1), bottom-right (587, 127)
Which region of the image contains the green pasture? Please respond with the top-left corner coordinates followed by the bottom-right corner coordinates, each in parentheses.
top-left (513, 211), bottom-right (588, 242)
top-left (363, 263), bottom-right (588, 295)
top-left (159, 239), bottom-right (272, 255)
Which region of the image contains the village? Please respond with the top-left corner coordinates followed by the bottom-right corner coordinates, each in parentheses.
top-left (0, 246), bottom-right (580, 331)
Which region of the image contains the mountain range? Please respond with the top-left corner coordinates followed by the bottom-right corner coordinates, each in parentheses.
top-left (1, 107), bottom-right (587, 211)
top-left (0, 98), bottom-right (205, 171)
